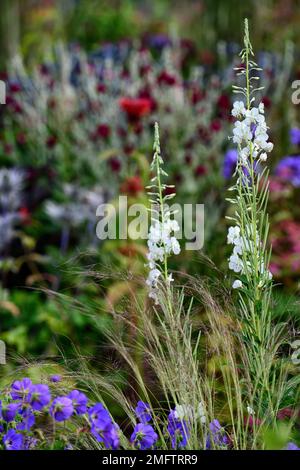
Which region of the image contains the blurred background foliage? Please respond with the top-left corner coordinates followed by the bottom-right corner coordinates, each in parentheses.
top-left (1, 0), bottom-right (300, 67)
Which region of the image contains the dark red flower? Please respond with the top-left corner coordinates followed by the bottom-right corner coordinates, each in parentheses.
top-left (184, 154), bottom-right (193, 165)
top-left (210, 119), bottom-right (222, 132)
top-left (217, 94), bottom-right (231, 113)
top-left (194, 165), bottom-right (207, 177)
top-left (119, 97), bottom-right (152, 120)
top-left (123, 144), bottom-right (134, 155)
top-left (46, 135), bottom-right (57, 149)
top-left (198, 126), bottom-right (210, 144)
top-left (94, 124), bottom-right (111, 139)
top-left (96, 83), bottom-right (106, 93)
top-left (262, 96), bottom-right (272, 108)
top-left (120, 176), bottom-right (143, 196)
top-left (191, 88), bottom-right (205, 105)
top-left (157, 71), bottom-right (177, 86)
top-left (9, 83), bottom-right (21, 93)
top-left (139, 64), bottom-right (151, 77)
top-left (108, 157), bottom-right (121, 173)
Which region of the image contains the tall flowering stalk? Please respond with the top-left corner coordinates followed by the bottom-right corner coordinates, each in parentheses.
top-left (227, 19), bottom-right (281, 423)
top-left (146, 122), bottom-right (180, 304)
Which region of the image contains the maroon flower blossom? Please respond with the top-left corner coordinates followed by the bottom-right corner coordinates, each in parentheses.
top-left (120, 176), bottom-right (143, 196)
top-left (157, 71), bottom-right (177, 86)
top-left (194, 165), bottom-right (207, 177)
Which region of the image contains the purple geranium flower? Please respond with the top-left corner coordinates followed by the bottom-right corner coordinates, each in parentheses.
top-left (206, 419), bottom-right (230, 449)
top-left (275, 155), bottom-right (300, 187)
top-left (167, 410), bottom-right (190, 449)
top-left (50, 374), bottom-right (61, 383)
top-left (89, 403), bottom-right (119, 449)
top-left (88, 403), bottom-right (111, 427)
top-left (91, 422), bottom-right (120, 449)
top-left (130, 423), bottom-right (158, 450)
top-left (68, 390), bottom-right (88, 415)
top-left (16, 407), bottom-right (35, 431)
top-left (2, 403), bottom-right (21, 422)
top-left (3, 429), bottom-right (23, 450)
top-left (286, 442), bottom-right (300, 450)
top-left (11, 377), bottom-right (33, 401)
top-left (50, 396), bottom-right (74, 421)
top-left (29, 384), bottom-right (51, 411)
top-left (290, 128), bottom-right (300, 146)
top-left (135, 401), bottom-right (152, 423)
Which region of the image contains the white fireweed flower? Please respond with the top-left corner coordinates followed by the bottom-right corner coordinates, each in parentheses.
top-left (227, 226), bottom-right (241, 245)
top-left (231, 97), bottom-right (273, 164)
top-left (232, 100), bottom-right (246, 118)
top-left (174, 403), bottom-right (206, 424)
top-left (233, 120), bottom-right (252, 145)
top-left (174, 404), bottom-right (193, 420)
top-left (197, 402), bottom-right (206, 424)
top-left (247, 406), bottom-right (255, 415)
top-left (232, 280), bottom-right (243, 289)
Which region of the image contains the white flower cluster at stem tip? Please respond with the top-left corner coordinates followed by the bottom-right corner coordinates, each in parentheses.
top-left (146, 217), bottom-right (180, 302)
top-left (232, 100), bottom-right (273, 165)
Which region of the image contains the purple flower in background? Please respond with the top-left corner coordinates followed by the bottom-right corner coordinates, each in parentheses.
top-left (148, 34), bottom-right (172, 49)
top-left (286, 442), bottom-right (300, 450)
top-left (3, 429), bottom-right (23, 450)
top-left (135, 401), bottom-right (152, 423)
top-left (130, 423), bottom-right (158, 450)
top-left (223, 149), bottom-right (238, 179)
top-left (29, 384), bottom-right (51, 411)
top-left (11, 377), bottom-right (33, 401)
top-left (50, 374), bottom-right (61, 383)
top-left (2, 403), bottom-right (21, 422)
top-left (167, 410), bottom-right (190, 449)
top-left (275, 155), bottom-right (300, 187)
top-left (16, 407), bottom-right (35, 431)
top-left (206, 419), bottom-right (229, 449)
top-left (68, 390), bottom-right (88, 415)
top-left (290, 128), bottom-right (300, 146)
top-left (50, 396), bottom-right (74, 421)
